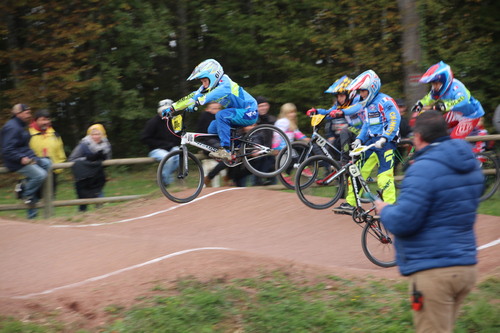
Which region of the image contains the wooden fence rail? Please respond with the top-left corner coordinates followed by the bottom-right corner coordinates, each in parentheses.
top-left (0, 157), bottom-right (158, 218)
top-left (1, 134), bottom-right (499, 218)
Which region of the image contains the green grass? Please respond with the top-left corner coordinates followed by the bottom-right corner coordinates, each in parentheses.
top-left (1, 273), bottom-right (498, 332)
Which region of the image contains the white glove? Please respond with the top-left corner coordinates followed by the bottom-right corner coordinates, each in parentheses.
top-left (375, 137), bottom-right (387, 149)
top-left (351, 139), bottom-right (362, 149)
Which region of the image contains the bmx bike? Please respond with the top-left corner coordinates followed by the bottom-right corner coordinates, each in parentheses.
top-left (275, 114), bottom-right (344, 190)
top-left (295, 143), bottom-right (396, 267)
top-left (157, 110), bottom-right (293, 203)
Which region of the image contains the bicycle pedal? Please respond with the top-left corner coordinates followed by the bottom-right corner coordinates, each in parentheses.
top-left (332, 208), bottom-right (353, 215)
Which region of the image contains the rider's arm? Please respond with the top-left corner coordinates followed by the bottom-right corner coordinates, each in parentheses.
top-left (419, 93), bottom-right (434, 108)
top-left (441, 79), bottom-right (469, 112)
top-left (196, 76), bottom-right (232, 106)
top-left (381, 99), bottom-right (401, 141)
top-left (342, 103), bottom-right (362, 116)
top-left (172, 91), bottom-right (198, 111)
top-left (356, 122), bottom-right (368, 143)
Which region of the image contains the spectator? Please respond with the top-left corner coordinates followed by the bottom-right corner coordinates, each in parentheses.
top-left (274, 103), bottom-right (309, 144)
top-left (0, 104), bottom-right (51, 219)
top-left (197, 101), bottom-right (222, 133)
top-left (255, 96), bottom-right (276, 126)
top-left (394, 98), bottom-right (412, 171)
top-left (225, 123), bottom-right (261, 187)
top-left (274, 103), bottom-right (310, 184)
top-left (68, 124), bottom-right (112, 212)
top-left (335, 70), bottom-right (401, 212)
top-left (141, 99), bottom-right (181, 186)
top-left (396, 99), bottom-right (411, 139)
top-left (493, 104), bottom-right (500, 133)
top-left (29, 109), bottom-right (66, 197)
top-left (375, 111), bottom-right (483, 333)
top-left (253, 96), bottom-right (277, 186)
top-left (196, 102), bottom-right (229, 187)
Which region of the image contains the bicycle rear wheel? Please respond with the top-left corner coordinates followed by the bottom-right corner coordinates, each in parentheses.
top-left (476, 151), bottom-right (500, 201)
top-left (242, 124), bottom-right (292, 178)
top-left (295, 155), bottom-right (345, 209)
top-left (361, 219), bottom-right (396, 268)
top-left (157, 150), bottom-right (204, 203)
top-left (276, 141), bottom-right (310, 190)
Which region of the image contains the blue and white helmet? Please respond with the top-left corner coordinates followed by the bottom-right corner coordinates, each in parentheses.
top-left (187, 59), bottom-right (224, 91)
top-left (348, 70), bottom-right (381, 107)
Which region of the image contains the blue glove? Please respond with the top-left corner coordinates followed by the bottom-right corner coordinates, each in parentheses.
top-left (161, 107), bottom-right (173, 118)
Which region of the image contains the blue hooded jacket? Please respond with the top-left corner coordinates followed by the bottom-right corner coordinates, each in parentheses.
top-left (380, 137), bottom-right (483, 276)
top-left (1, 116), bottom-right (38, 172)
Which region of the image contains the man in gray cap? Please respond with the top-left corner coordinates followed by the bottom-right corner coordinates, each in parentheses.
top-left (1, 104), bottom-right (52, 218)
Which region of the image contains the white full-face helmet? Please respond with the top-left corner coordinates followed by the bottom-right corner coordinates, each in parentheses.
top-left (347, 70), bottom-right (381, 107)
top-left (187, 59), bottom-right (224, 91)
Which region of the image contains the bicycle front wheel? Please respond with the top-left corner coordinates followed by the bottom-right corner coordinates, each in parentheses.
top-left (295, 155), bottom-right (345, 209)
top-left (242, 124), bottom-right (292, 178)
top-left (476, 151), bottom-right (500, 201)
top-left (157, 150), bottom-right (204, 203)
top-left (276, 141), bottom-right (310, 190)
top-left (361, 219), bottom-right (396, 268)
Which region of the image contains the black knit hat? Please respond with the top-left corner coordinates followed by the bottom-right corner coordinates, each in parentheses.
top-left (256, 96), bottom-right (269, 105)
top-left (34, 109), bottom-right (51, 119)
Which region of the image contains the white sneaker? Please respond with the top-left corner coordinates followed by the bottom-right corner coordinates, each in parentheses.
top-left (209, 148), bottom-right (232, 161)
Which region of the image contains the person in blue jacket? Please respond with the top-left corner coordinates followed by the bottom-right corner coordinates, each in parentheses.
top-left (375, 111), bottom-right (483, 333)
top-left (162, 59), bottom-right (258, 161)
top-left (0, 104), bottom-right (52, 218)
top-left (411, 61), bottom-right (484, 139)
top-left (335, 70), bottom-right (401, 212)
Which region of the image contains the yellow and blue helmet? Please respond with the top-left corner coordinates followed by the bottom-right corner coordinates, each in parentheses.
top-left (325, 75), bottom-right (353, 108)
top-left (325, 75), bottom-right (352, 95)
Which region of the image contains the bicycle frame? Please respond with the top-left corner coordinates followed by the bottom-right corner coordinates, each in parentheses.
top-left (320, 144), bottom-right (378, 215)
top-left (306, 114), bottom-right (343, 160)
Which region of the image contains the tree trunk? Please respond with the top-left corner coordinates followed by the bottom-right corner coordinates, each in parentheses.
top-left (176, 2), bottom-right (189, 95)
top-left (397, 0), bottom-right (427, 106)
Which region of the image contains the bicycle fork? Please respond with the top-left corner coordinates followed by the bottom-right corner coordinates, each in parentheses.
top-left (176, 145), bottom-right (190, 179)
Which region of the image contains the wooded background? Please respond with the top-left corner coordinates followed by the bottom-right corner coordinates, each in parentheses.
top-left (1, 0), bottom-right (499, 157)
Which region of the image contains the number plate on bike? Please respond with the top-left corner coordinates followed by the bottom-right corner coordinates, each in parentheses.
top-left (311, 114), bottom-right (326, 127)
top-left (172, 115), bottom-right (183, 133)
top-left (349, 164), bottom-right (361, 177)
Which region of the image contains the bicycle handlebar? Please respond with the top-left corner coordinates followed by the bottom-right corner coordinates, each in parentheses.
top-left (349, 143), bottom-right (376, 157)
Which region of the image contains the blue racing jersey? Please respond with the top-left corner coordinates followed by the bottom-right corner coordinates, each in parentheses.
top-left (419, 78), bottom-right (484, 119)
top-left (173, 74), bottom-right (257, 114)
top-left (357, 93), bottom-right (401, 143)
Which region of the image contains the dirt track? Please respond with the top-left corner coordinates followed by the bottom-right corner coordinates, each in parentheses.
top-left (0, 187), bottom-right (498, 328)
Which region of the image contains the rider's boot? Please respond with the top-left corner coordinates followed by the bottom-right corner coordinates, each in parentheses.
top-left (209, 147), bottom-right (232, 161)
top-left (333, 202), bottom-right (355, 214)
